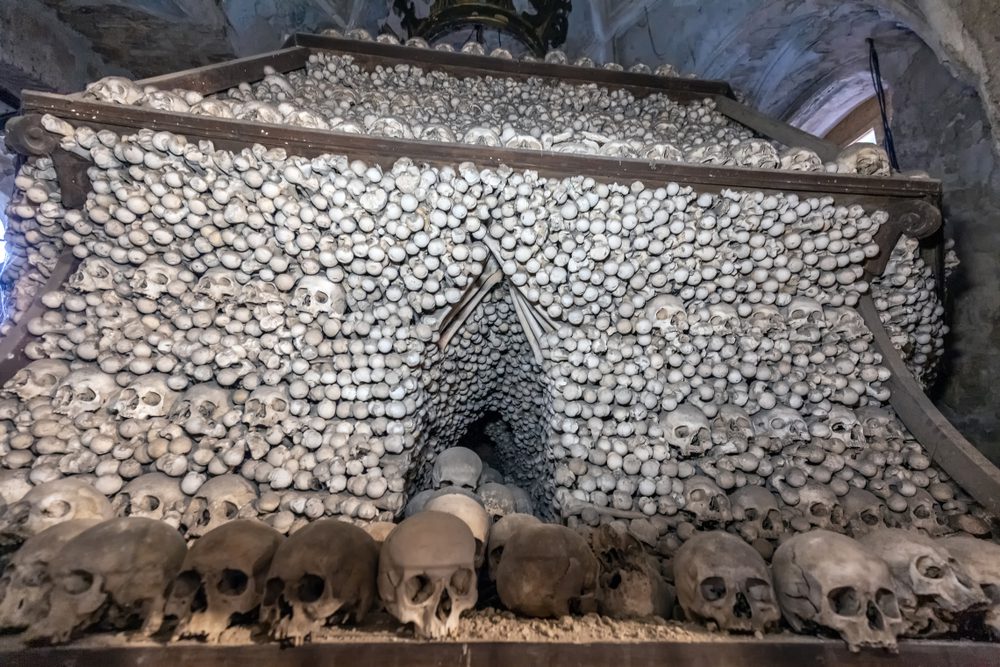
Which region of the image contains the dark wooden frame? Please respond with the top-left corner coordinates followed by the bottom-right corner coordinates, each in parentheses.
top-left (7, 35), bottom-right (999, 527)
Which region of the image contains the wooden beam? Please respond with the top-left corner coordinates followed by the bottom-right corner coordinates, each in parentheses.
top-left (131, 47), bottom-right (311, 96)
top-left (712, 95), bottom-right (841, 162)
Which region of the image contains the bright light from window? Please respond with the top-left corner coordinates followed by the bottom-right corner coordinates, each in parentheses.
top-left (852, 127), bottom-right (878, 145)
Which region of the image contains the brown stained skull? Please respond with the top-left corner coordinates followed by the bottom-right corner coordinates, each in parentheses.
top-left (0, 478), bottom-right (113, 550)
top-left (261, 519), bottom-right (378, 645)
top-left (164, 520), bottom-right (283, 641)
top-left (940, 535), bottom-right (1000, 638)
top-left (772, 530), bottom-right (906, 651)
top-left (674, 531), bottom-right (780, 634)
top-left (860, 528), bottom-right (987, 637)
top-left (729, 486), bottom-right (784, 542)
top-left (585, 525), bottom-right (672, 619)
top-left (378, 511), bottom-right (478, 638)
top-left (496, 523), bottom-right (598, 618)
top-left (180, 474), bottom-right (258, 538)
top-left (0, 519), bottom-right (101, 631)
top-left (486, 513), bottom-right (541, 581)
top-left (842, 487), bottom-right (888, 538)
top-left (26, 517), bottom-right (187, 644)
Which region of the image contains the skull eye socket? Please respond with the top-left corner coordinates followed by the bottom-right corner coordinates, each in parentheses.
top-left (404, 575), bottom-right (436, 605)
top-left (63, 570), bottom-right (95, 595)
top-left (809, 503), bottom-right (829, 518)
top-left (273, 399), bottom-right (288, 412)
top-left (770, 418), bottom-right (786, 430)
top-left (142, 392), bottom-right (162, 406)
top-left (674, 426), bottom-right (690, 439)
top-left (43, 500), bottom-right (71, 519)
top-left (861, 510), bottom-right (880, 525)
top-left (876, 588), bottom-right (900, 619)
top-left (262, 577), bottom-right (284, 606)
top-left (912, 505), bottom-right (932, 520)
top-left (79, 388), bottom-right (97, 402)
top-left (449, 568), bottom-right (473, 595)
top-left (689, 489), bottom-right (706, 502)
top-left (314, 292), bottom-right (328, 304)
top-left (218, 569), bottom-right (249, 597)
top-left (745, 578), bottom-right (773, 602)
top-left (151, 273), bottom-right (169, 285)
top-left (744, 508), bottom-right (759, 522)
top-left (222, 501), bottom-right (239, 519)
top-left (699, 576), bottom-right (727, 602)
top-left (916, 556), bottom-right (944, 579)
top-left (138, 496), bottom-right (161, 511)
top-left (93, 266), bottom-right (109, 278)
top-left (295, 574), bottom-right (325, 603)
top-left (828, 586), bottom-right (861, 616)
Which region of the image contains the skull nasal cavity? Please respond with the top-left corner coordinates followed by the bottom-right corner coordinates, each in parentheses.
top-left (700, 576), bottom-right (727, 602)
top-left (296, 574), bottom-right (325, 603)
top-left (219, 569), bottom-right (249, 596)
top-left (828, 586), bottom-right (861, 616)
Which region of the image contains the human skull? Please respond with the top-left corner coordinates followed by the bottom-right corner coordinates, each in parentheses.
top-left (731, 139), bottom-right (780, 169)
top-left (827, 406), bottom-right (865, 448)
top-left (194, 268), bottom-right (239, 302)
top-left (113, 473), bottom-right (188, 524)
top-left (69, 257), bottom-right (119, 293)
top-left (773, 530), bottom-right (905, 651)
top-left (130, 258), bottom-right (179, 300)
top-left (0, 519), bottom-right (101, 631)
top-left (8, 359), bottom-right (70, 401)
top-left (431, 447), bottom-right (483, 489)
top-left (896, 488), bottom-right (947, 536)
top-left (171, 383), bottom-right (232, 436)
top-left (1, 478), bottom-right (113, 549)
top-left (860, 528), bottom-right (986, 636)
top-left (682, 476), bottom-right (732, 526)
top-left (486, 512), bottom-right (541, 581)
top-left (795, 482), bottom-right (846, 531)
top-left (707, 303), bottom-right (740, 335)
top-left (674, 531), bottom-right (780, 633)
top-left (496, 523), bottom-right (598, 618)
top-left (842, 487), bottom-right (888, 538)
top-left (940, 535), bottom-right (1000, 638)
top-left (827, 307), bottom-right (869, 341)
top-left (837, 143), bottom-right (891, 176)
top-left (660, 405), bottom-right (711, 458)
top-left (729, 485), bottom-right (783, 542)
top-left (785, 297), bottom-right (825, 342)
top-left (686, 143), bottom-right (732, 165)
top-left (291, 275), bottom-right (346, 321)
top-left (644, 294), bottom-right (687, 332)
top-left (378, 511), bottom-right (478, 638)
top-left (243, 385), bottom-right (291, 429)
top-left (747, 302), bottom-right (785, 334)
top-left (856, 406), bottom-right (905, 441)
top-left (585, 525), bottom-right (672, 619)
top-left (424, 492), bottom-right (491, 567)
top-left (84, 76), bottom-right (146, 104)
top-left (111, 373), bottom-right (179, 419)
top-left (180, 474), bottom-right (258, 538)
top-left (780, 146), bottom-right (823, 172)
top-left (477, 482), bottom-right (517, 518)
top-left (52, 368), bottom-right (119, 418)
top-left (26, 517), bottom-right (186, 643)
top-left (753, 406), bottom-right (810, 443)
top-left (260, 519), bottom-right (376, 644)
top-left (712, 404), bottom-right (755, 450)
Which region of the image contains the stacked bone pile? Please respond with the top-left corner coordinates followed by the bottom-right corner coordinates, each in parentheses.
top-left (0, 116), bottom-right (974, 540)
top-left (78, 30), bottom-right (893, 175)
top-left (2, 507), bottom-right (999, 649)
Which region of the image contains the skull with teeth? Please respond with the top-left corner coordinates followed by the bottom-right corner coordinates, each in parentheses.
top-left (8, 359), bottom-right (70, 401)
top-left (682, 476), bottom-right (732, 526)
top-left (261, 519), bottom-right (377, 645)
top-left (660, 405), bottom-right (712, 458)
top-left (170, 383), bottom-right (232, 437)
top-left (243, 385), bottom-right (291, 429)
top-left (729, 485), bottom-right (784, 542)
top-left (69, 258), bottom-right (120, 293)
top-left (378, 511), bottom-right (478, 638)
top-left (0, 519), bottom-right (101, 631)
top-left (26, 517), bottom-right (187, 644)
top-left (52, 368), bottom-right (119, 418)
top-left (674, 531), bottom-right (781, 633)
top-left (111, 373), bottom-right (179, 420)
top-left (113, 473), bottom-right (188, 525)
top-left (772, 530), bottom-right (906, 651)
top-left (130, 258), bottom-right (180, 300)
top-left (860, 528), bottom-right (987, 636)
top-left (180, 474), bottom-right (258, 539)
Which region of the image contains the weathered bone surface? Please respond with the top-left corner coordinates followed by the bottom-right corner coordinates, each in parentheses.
top-left (25, 517), bottom-right (186, 644)
top-left (585, 525), bottom-right (673, 619)
top-left (378, 510), bottom-right (477, 639)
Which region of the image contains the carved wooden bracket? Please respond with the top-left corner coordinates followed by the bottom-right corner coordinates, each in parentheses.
top-left (864, 199), bottom-right (943, 278)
